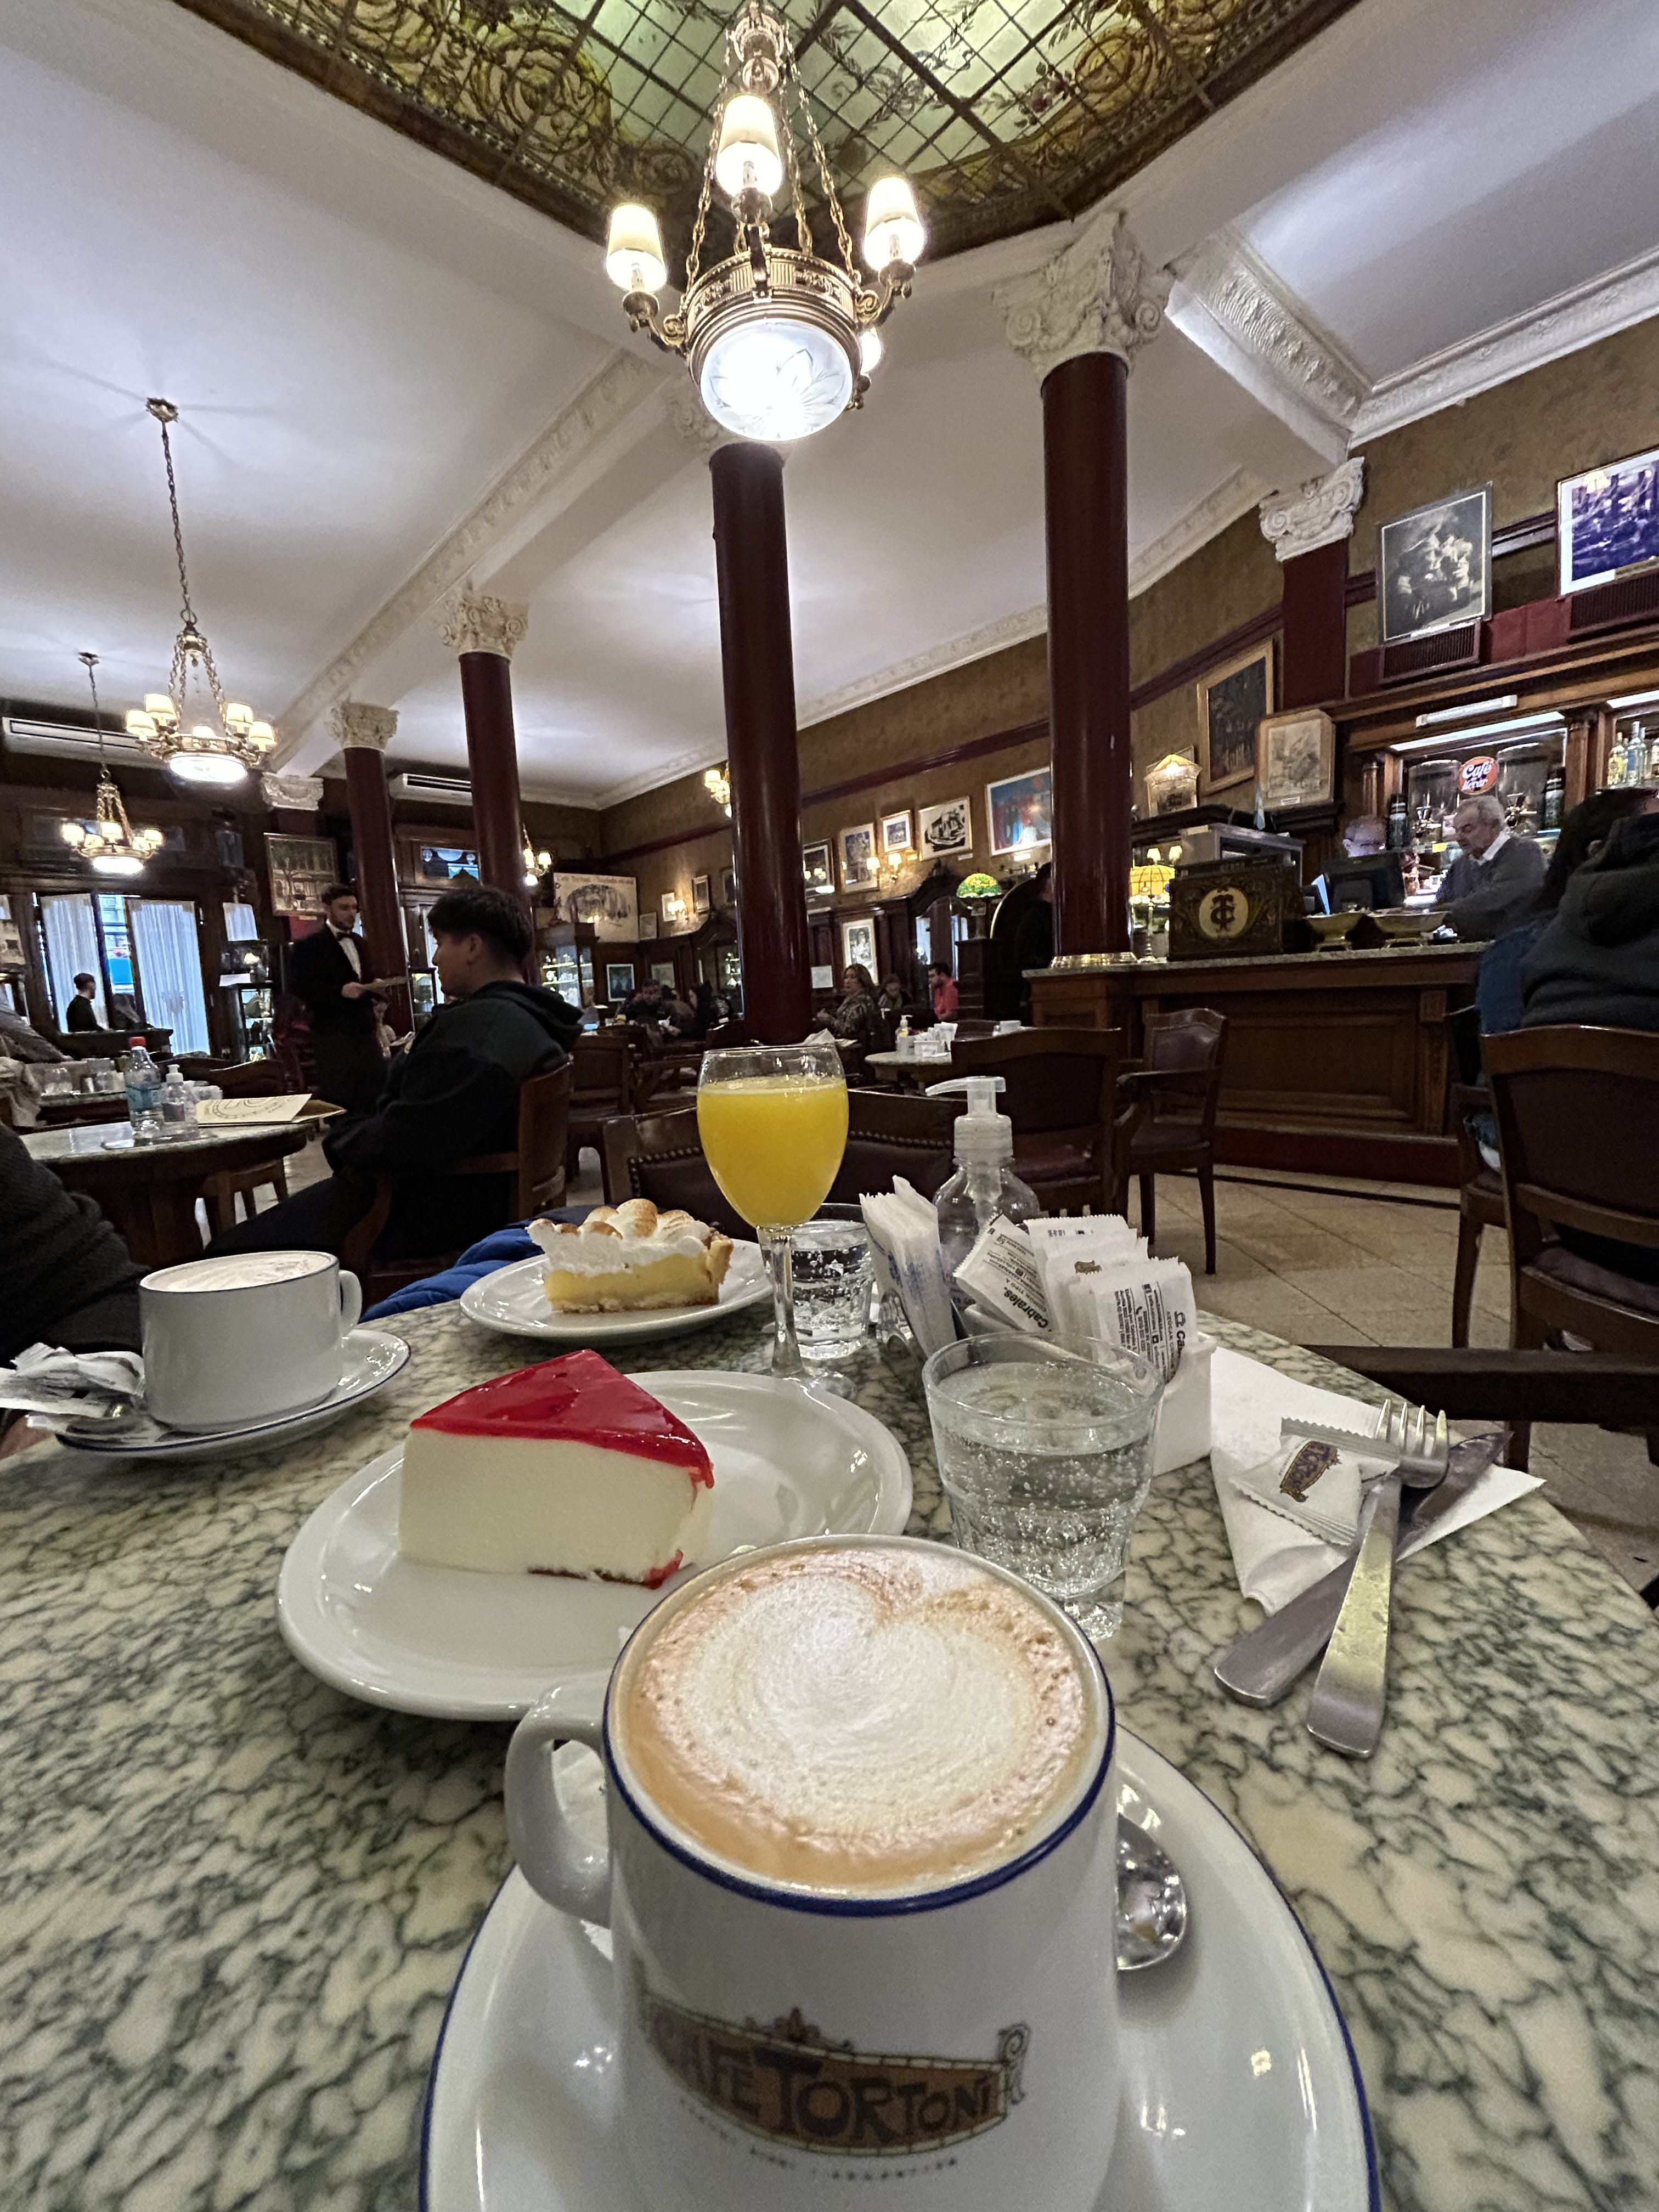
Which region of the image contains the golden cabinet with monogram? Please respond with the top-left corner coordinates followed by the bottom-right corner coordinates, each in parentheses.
top-left (1167, 858), bottom-right (1299, 961)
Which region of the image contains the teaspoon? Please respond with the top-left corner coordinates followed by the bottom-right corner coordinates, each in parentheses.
top-left (1116, 1816), bottom-right (1188, 1972)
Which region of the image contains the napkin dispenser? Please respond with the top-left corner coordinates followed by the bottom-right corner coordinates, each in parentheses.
top-left (1152, 1333), bottom-right (1214, 1476)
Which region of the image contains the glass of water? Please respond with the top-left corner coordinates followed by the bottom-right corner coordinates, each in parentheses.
top-left (791, 1216), bottom-right (874, 1369)
top-left (923, 1336), bottom-right (1163, 1640)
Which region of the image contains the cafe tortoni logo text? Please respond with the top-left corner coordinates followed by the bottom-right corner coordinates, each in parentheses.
top-left (637, 1977), bottom-right (1030, 2157)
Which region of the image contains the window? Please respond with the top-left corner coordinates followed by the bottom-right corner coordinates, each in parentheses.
top-left (131, 902), bottom-right (210, 1056)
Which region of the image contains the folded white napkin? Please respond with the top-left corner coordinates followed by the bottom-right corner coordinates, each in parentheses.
top-left (1209, 1346), bottom-right (1542, 1614)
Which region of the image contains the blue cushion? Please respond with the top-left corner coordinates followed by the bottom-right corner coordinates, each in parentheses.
top-left (363, 1206), bottom-right (590, 1319)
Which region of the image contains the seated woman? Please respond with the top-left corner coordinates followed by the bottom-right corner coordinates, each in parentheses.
top-left (815, 964), bottom-right (885, 1060)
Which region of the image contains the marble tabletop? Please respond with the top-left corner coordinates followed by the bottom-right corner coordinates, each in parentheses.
top-left (2, 1300), bottom-right (1655, 2211)
top-left (22, 1119), bottom-right (314, 1164)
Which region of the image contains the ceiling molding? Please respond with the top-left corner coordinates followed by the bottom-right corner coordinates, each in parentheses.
top-left (270, 350), bottom-right (668, 763)
top-left (1170, 227), bottom-right (1659, 460)
top-left (1127, 464), bottom-right (1271, 597)
top-left (1352, 241), bottom-right (1659, 439)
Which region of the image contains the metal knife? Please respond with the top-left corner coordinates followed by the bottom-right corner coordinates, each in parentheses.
top-left (1211, 1429), bottom-right (1505, 1708)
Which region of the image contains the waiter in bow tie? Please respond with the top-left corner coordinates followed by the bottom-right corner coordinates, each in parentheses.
top-left (287, 882), bottom-right (390, 1116)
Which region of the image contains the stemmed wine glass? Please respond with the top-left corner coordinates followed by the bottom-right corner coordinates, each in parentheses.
top-left (696, 1034), bottom-right (849, 1376)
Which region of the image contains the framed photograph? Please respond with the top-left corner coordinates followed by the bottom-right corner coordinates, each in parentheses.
top-left (840, 917), bottom-right (876, 975)
top-left (605, 962), bottom-right (635, 1001)
top-left (659, 889), bottom-right (686, 927)
top-left (1198, 640), bottom-right (1274, 795)
top-left (692, 873), bottom-right (710, 915)
top-left (264, 834), bottom-right (338, 918)
top-left (986, 767), bottom-right (1052, 856)
top-left (1377, 486), bottom-right (1492, 645)
top-left (802, 841), bottom-right (834, 898)
top-left (1558, 445), bottom-right (1659, 595)
top-left (839, 823), bottom-right (878, 892)
top-left (651, 962), bottom-right (676, 988)
top-left (550, 870), bottom-right (639, 942)
top-left (919, 795), bottom-right (972, 859)
top-left (1257, 709), bottom-right (1335, 811)
top-left (810, 963), bottom-right (835, 991)
top-left (879, 809), bottom-right (912, 855)
top-left (638, 911), bottom-right (658, 939)
top-left (720, 867), bottom-right (737, 906)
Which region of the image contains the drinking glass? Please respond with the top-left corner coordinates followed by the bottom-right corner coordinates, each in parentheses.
top-left (697, 1035), bottom-right (849, 1376)
top-left (791, 1212), bottom-right (874, 1370)
top-left (923, 1335), bottom-right (1163, 1640)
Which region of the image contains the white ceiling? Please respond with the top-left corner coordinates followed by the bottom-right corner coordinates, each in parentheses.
top-left (3, 0), bottom-right (1657, 812)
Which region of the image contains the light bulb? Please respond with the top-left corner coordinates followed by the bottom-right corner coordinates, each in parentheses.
top-left (714, 95), bottom-right (784, 201)
top-left (61, 821), bottom-right (86, 847)
top-left (862, 176), bottom-right (924, 271)
top-left (858, 326), bottom-right (883, 375)
top-left (604, 204), bottom-right (667, 293)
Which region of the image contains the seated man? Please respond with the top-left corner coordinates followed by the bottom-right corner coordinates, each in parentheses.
top-left (207, 885), bottom-right (579, 1265)
top-left (65, 974), bottom-right (101, 1032)
top-left (1439, 794), bottom-right (1546, 940)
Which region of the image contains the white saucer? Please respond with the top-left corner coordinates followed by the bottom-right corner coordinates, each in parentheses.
top-left (275, 1370), bottom-right (912, 1720)
top-left (58, 1328), bottom-right (410, 1461)
top-left (459, 1244), bottom-right (771, 1345)
top-left (420, 1732), bottom-right (1377, 2212)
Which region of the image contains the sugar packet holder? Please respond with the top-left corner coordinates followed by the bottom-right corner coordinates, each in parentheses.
top-left (857, 1180), bottom-right (957, 1358)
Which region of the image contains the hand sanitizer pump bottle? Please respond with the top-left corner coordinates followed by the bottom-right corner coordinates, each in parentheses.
top-left (925, 1075), bottom-right (1041, 1283)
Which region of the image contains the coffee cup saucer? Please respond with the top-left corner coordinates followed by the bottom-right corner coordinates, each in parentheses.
top-left (55, 1328), bottom-right (410, 1462)
top-left (420, 1731), bottom-right (1377, 2212)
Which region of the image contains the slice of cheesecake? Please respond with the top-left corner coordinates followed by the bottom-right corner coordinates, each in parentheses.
top-left (398, 1350), bottom-right (715, 1585)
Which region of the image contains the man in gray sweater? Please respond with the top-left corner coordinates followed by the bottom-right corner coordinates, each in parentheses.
top-left (1438, 793), bottom-right (1547, 939)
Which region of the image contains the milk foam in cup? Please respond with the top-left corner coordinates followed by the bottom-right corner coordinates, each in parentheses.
top-left (505, 1534), bottom-right (1122, 2212)
top-left (140, 1250), bottom-right (362, 1430)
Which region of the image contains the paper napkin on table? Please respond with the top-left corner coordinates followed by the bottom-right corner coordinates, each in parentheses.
top-left (0, 1343), bottom-right (145, 1431)
top-left (1209, 1345), bottom-right (1542, 1614)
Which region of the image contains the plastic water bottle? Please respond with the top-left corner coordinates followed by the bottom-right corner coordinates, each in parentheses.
top-left (124, 1039), bottom-right (163, 1142)
top-left (161, 1064), bottom-right (197, 1138)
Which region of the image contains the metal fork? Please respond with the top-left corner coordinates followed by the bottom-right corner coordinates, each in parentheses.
top-left (1304, 1398), bottom-right (1449, 1757)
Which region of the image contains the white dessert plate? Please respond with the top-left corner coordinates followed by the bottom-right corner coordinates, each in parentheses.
top-left (419, 1730), bottom-right (1378, 2212)
top-left (459, 1242), bottom-right (771, 1345)
top-left (55, 1328), bottom-right (410, 1462)
top-left (275, 1370), bottom-right (912, 1720)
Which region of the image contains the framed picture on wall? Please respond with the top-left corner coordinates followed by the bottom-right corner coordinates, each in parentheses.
top-left (1557, 444), bottom-right (1659, 594)
top-left (720, 867), bottom-right (737, 906)
top-left (692, 873), bottom-right (710, 915)
top-left (919, 795), bottom-right (972, 858)
top-left (839, 822), bottom-right (878, 891)
top-left (1257, 709), bottom-right (1335, 811)
top-left (879, 809), bottom-right (912, 855)
top-left (841, 917), bottom-right (877, 975)
top-left (802, 841), bottom-right (834, 897)
top-left (264, 834), bottom-right (338, 917)
top-left (1377, 485), bottom-right (1492, 644)
top-left (986, 767), bottom-right (1052, 856)
top-left (551, 870), bottom-right (639, 941)
top-left (651, 963), bottom-right (676, 988)
top-left (1198, 640), bottom-right (1274, 795)
top-left (605, 962), bottom-right (635, 1001)
top-left (638, 911), bottom-right (658, 939)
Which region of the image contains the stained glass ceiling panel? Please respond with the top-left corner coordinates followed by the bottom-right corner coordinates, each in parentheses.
top-left (174, 0), bottom-right (1360, 264)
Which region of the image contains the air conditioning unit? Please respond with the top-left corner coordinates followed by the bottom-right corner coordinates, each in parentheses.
top-left (3, 714), bottom-right (154, 764)
top-left (389, 771), bottom-right (472, 805)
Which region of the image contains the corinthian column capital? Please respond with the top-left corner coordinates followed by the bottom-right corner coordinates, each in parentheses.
top-left (328, 701), bottom-right (399, 753)
top-left (996, 210), bottom-right (1169, 385)
top-left (438, 586), bottom-right (529, 661)
top-left (1258, 458), bottom-right (1366, 563)
top-left (259, 771), bottom-right (324, 809)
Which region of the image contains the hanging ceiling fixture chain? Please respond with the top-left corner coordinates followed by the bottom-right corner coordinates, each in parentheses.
top-left (80, 649), bottom-right (106, 758)
top-left (148, 398), bottom-right (197, 633)
top-left (780, 25), bottom-right (857, 284)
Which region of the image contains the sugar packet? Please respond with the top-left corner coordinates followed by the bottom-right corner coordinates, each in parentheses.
top-left (953, 1217), bottom-right (1053, 1335)
top-left (859, 1178), bottom-right (957, 1357)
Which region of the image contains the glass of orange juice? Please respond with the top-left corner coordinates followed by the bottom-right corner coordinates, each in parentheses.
top-left (697, 1034), bottom-right (849, 1375)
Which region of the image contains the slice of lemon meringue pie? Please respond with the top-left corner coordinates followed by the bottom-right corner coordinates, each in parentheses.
top-left (528, 1200), bottom-right (735, 1313)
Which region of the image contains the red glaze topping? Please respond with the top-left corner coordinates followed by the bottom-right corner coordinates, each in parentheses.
top-left (411, 1350), bottom-right (713, 1486)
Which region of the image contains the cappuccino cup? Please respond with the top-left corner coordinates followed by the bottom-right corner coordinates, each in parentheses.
top-left (505, 1534), bottom-right (1119, 2212)
top-left (139, 1250), bottom-right (362, 1430)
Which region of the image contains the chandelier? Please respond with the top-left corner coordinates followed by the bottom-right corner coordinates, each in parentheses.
top-left (522, 829), bottom-right (551, 888)
top-left (603, 1), bottom-right (924, 444)
top-left (125, 398), bottom-right (276, 787)
top-left (61, 653), bottom-right (164, 877)
top-left (703, 763), bottom-right (732, 815)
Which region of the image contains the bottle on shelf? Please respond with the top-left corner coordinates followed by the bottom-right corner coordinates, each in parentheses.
top-left (1385, 794), bottom-right (1409, 849)
top-left (1541, 766), bottom-right (1565, 832)
top-left (161, 1063), bottom-right (197, 1137)
top-left (123, 1038), bottom-right (163, 1142)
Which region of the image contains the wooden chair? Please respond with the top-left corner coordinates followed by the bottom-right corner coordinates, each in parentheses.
top-left (949, 1028), bottom-right (1134, 1217)
top-left (1450, 1079), bottom-right (1506, 1346)
top-left (1124, 1008), bottom-right (1229, 1274)
top-left (201, 1155), bottom-right (290, 1239)
top-left (1480, 1025), bottom-right (1659, 1468)
top-left (566, 1033), bottom-right (635, 1178)
top-left (602, 1090), bottom-right (963, 1238)
top-left (340, 1062), bottom-right (573, 1308)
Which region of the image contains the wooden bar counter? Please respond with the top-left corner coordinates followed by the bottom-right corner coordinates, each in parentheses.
top-left (1031, 941), bottom-right (1482, 1185)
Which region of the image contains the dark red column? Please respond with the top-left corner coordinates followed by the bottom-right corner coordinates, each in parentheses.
top-left (458, 650), bottom-right (529, 922)
top-left (1280, 538), bottom-right (1349, 709)
top-left (341, 741), bottom-right (406, 992)
top-left (709, 442), bottom-right (812, 1042)
top-left (1042, 350), bottom-right (1132, 957)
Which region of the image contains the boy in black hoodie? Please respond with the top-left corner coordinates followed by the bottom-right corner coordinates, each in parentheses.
top-left (1521, 802), bottom-right (1659, 1034)
top-left (208, 885), bottom-right (580, 1264)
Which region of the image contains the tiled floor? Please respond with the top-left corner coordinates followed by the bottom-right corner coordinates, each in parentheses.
top-left (1147, 1166), bottom-right (1658, 1596)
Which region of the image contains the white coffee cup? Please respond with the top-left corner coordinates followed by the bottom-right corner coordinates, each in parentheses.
top-left (139, 1250), bottom-right (362, 1430)
top-left (505, 1534), bottom-right (1120, 2212)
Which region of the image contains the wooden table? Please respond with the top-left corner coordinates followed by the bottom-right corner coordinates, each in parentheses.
top-left (2, 1299), bottom-right (1654, 2210)
top-left (24, 1121), bottom-right (314, 1266)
